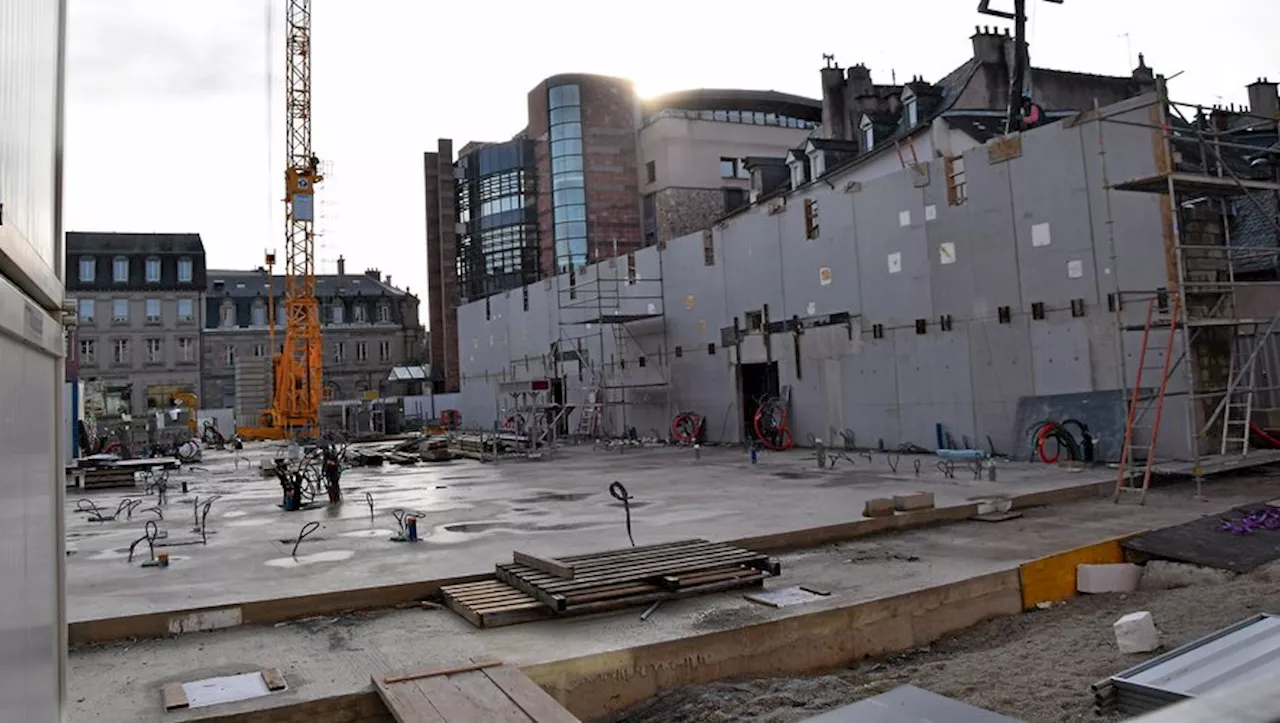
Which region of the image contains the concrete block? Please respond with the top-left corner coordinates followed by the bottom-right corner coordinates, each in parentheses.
top-left (1114, 611), bottom-right (1160, 654)
top-left (863, 498), bottom-right (896, 518)
top-left (893, 492), bottom-right (935, 512)
top-left (1077, 563), bottom-right (1142, 594)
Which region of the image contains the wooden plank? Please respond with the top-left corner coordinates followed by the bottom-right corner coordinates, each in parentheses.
top-left (513, 551), bottom-right (575, 580)
top-left (482, 664), bottom-right (581, 723)
top-left (373, 676), bottom-right (446, 723)
top-left (161, 682), bottom-right (189, 710)
top-left (409, 670), bottom-right (494, 721)
top-left (557, 540), bottom-right (721, 569)
top-left (504, 547), bottom-right (764, 589)
top-left (260, 667), bottom-right (287, 691)
top-left (555, 538), bottom-right (706, 562)
top-left (383, 659), bottom-right (503, 684)
top-left (448, 669), bottom-right (532, 722)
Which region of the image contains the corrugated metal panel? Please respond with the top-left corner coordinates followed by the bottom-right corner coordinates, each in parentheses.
top-left (1108, 614), bottom-right (1280, 714)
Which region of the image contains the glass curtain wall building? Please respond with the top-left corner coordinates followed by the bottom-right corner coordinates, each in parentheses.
top-left (548, 84), bottom-right (588, 271)
top-left (455, 140), bottom-right (539, 302)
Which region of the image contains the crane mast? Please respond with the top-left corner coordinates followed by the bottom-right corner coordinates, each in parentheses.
top-left (273, 0), bottom-right (322, 435)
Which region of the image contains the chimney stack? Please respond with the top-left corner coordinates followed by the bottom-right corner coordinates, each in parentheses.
top-left (337, 255), bottom-right (346, 276)
top-left (820, 59), bottom-right (850, 141)
top-left (1247, 78), bottom-right (1279, 120)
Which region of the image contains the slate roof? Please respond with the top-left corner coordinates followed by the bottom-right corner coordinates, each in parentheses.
top-left (205, 269), bottom-right (411, 298)
top-left (66, 232), bottom-right (205, 255)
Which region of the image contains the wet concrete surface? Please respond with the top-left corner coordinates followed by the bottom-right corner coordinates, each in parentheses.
top-left (64, 442), bottom-right (1114, 621)
top-left (67, 473), bottom-right (1280, 723)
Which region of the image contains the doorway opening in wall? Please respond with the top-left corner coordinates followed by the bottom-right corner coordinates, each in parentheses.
top-left (550, 378), bottom-right (568, 436)
top-left (739, 362), bottom-right (780, 442)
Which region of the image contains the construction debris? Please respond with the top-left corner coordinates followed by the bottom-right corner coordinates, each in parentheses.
top-left (893, 492), bottom-right (935, 512)
top-left (1114, 610), bottom-right (1161, 654)
top-left (1077, 563), bottom-right (1143, 594)
top-left (1095, 613), bottom-right (1280, 716)
top-left (863, 498), bottom-right (895, 517)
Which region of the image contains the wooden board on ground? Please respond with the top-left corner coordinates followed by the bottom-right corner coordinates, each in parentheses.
top-left (496, 538), bottom-right (778, 613)
top-left (440, 579), bottom-right (552, 629)
top-left (1122, 504), bottom-right (1280, 573)
top-left (513, 551), bottom-right (575, 579)
top-left (373, 660), bottom-right (579, 723)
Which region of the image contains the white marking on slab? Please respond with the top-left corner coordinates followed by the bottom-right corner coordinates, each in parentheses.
top-left (340, 528), bottom-right (394, 538)
top-left (1031, 222), bottom-right (1051, 247)
top-left (939, 242), bottom-right (956, 265)
top-left (168, 607), bottom-right (243, 635)
top-left (924, 204), bottom-right (937, 221)
top-left (898, 210), bottom-right (911, 227)
top-left (806, 302), bottom-right (816, 315)
top-left (264, 549), bottom-right (356, 568)
top-left (887, 252), bottom-right (902, 274)
top-left (819, 266), bottom-right (832, 286)
top-left (1067, 259), bottom-right (1084, 278)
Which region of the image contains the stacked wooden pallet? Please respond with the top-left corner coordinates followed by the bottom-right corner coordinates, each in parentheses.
top-left (441, 539), bottom-right (779, 628)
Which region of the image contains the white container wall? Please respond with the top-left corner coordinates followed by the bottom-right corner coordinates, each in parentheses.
top-left (0, 1), bottom-right (68, 721)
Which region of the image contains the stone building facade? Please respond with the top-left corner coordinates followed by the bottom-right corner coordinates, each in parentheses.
top-left (200, 261), bottom-right (427, 411)
top-left (65, 232), bottom-right (207, 415)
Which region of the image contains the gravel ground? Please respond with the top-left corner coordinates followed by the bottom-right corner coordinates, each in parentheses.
top-left (612, 560), bottom-right (1280, 723)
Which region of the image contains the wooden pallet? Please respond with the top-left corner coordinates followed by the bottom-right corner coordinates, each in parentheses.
top-left (495, 539), bottom-right (778, 613)
top-left (440, 579), bottom-right (552, 629)
top-left (374, 660), bottom-right (578, 723)
top-left (82, 468), bottom-right (137, 489)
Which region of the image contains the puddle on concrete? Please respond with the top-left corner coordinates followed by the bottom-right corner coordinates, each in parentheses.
top-left (87, 548), bottom-right (130, 561)
top-left (440, 520), bottom-right (595, 535)
top-left (773, 471), bottom-right (812, 480)
top-left (265, 549), bottom-right (355, 568)
top-left (339, 528), bottom-right (395, 539)
top-left (607, 501), bottom-right (651, 508)
top-left (511, 491), bottom-right (595, 504)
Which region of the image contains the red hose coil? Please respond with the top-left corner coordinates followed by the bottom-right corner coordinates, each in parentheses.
top-left (671, 412), bottom-right (704, 443)
top-left (1036, 423), bottom-right (1061, 464)
top-left (753, 405), bottom-right (794, 451)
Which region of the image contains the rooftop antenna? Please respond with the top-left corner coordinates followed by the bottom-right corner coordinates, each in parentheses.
top-left (1118, 32), bottom-right (1133, 70)
top-left (822, 53), bottom-right (836, 69)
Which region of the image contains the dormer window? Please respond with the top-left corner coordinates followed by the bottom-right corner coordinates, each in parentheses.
top-left (903, 87), bottom-right (919, 127)
top-left (860, 115), bottom-right (875, 151)
top-left (788, 158), bottom-right (806, 189)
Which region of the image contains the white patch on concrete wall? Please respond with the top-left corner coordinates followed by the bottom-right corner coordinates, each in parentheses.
top-left (806, 301), bottom-right (816, 315)
top-left (925, 204), bottom-right (937, 221)
top-left (1067, 259), bottom-right (1084, 278)
top-left (1031, 222), bottom-right (1051, 247)
top-left (647, 302), bottom-right (656, 314)
top-left (887, 252), bottom-right (902, 274)
top-left (819, 267), bottom-right (832, 286)
top-left (939, 242), bottom-right (956, 265)
top-left (684, 295), bottom-right (695, 310)
top-left (168, 607), bottom-right (243, 635)
top-left (898, 210), bottom-right (911, 227)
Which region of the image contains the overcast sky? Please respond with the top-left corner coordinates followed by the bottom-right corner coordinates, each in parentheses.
top-left (64, 0), bottom-right (1278, 324)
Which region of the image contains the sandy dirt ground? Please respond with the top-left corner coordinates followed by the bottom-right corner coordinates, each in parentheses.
top-left (612, 559), bottom-right (1280, 723)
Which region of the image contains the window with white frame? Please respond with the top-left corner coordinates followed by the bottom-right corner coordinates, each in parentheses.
top-left (177, 337), bottom-right (194, 362)
top-left (145, 256), bottom-right (161, 283)
top-left (145, 298), bottom-right (161, 323)
top-left (78, 299), bottom-right (95, 323)
top-left (331, 304), bottom-right (344, 324)
top-left (356, 342), bottom-right (368, 362)
top-left (113, 339), bottom-right (130, 364)
top-left (177, 298), bottom-right (194, 322)
top-left (352, 304), bottom-right (367, 323)
top-left (903, 87), bottom-right (919, 126)
top-left (80, 339), bottom-right (96, 365)
top-left (334, 341), bottom-right (346, 363)
top-left (379, 340), bottom-right (391, 362)
top-left (113, 256), bottom-right (129, 283)
top-left (79, 257), bottom-right (95, 283)
top-left (177, 257), bottom-right (193, 283)
top-left (220, 300), bottom-right (236, 327)
top-left (251, 302), bottom-right (266, 327)
top-left (145, 338), bottom-right (163, 363)
top-left (860, 115), bottom-right (875, 151)
top-left (223, 345), bottom-right (235, 366)
top-left (112, 299), bottom-right (129, 323)
top-left (253, 343), bottom-right (265, 357)
top-left (377, 304), bottom-right (390, 323)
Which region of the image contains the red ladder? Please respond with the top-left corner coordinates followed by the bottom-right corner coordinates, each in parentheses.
top-left (1115, 297), bottom-right (1180, 504)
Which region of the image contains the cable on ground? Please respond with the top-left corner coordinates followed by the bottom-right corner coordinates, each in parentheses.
top-left (609, 481), bottom-right (635, 547)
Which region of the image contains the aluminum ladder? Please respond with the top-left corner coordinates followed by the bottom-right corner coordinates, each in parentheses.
top-left (1220, 358), bottom-right (1256, 457)
top-left (1115, 297), bottom-right (1180, 505)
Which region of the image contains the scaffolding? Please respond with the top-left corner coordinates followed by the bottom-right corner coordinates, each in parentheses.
top-left (553, 242), bottom-right (671, 442)
top-left (1097, 79), bottom-right (1280, 488)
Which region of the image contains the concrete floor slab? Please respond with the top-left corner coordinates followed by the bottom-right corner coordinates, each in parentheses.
top-left (68, 474), bottom-right (1280, 723)
top-left (65, 443), bottom-right (1108, 621)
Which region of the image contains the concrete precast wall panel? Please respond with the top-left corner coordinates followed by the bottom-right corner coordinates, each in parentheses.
top-left (452, 98), bottom-right (1196, 457)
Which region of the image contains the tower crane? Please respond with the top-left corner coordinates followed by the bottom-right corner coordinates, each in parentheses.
top-left (242, 0), bottom-right (323, 440)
